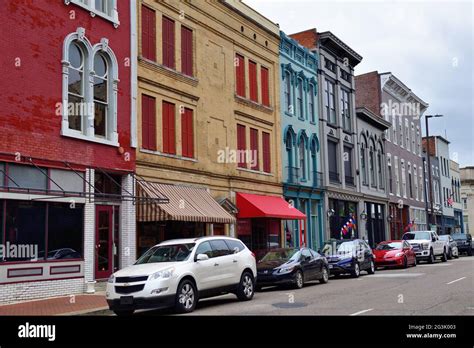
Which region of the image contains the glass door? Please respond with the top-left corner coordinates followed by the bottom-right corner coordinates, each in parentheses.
top-left (96, 205), bottom-right (113, 279)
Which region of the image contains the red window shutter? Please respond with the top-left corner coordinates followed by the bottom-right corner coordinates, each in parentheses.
top-left (162, 16), bottom-right (175, 69)
top-left (250, 128), bottom-right (259, 170)
top-left (141, 95), bottom-right (156, 151)
top-left (181, 108), bottom-right (194, 158)
top-left (141, 5), bottom-right (156, 61)
top-left (249, 61), bottom-right (258, 102)
top-left (181, 26), bottom-right (193, 76)
top-left (262, 132), bottom-right (271, 173)
top-left (237, 124), bottom-right (246, 168)
top-left (162, 101), bottom-right (176, 155)
top-left (235, 54), bottom-right (245, 97)
top-left (261, 67), bottom-right (270, 107)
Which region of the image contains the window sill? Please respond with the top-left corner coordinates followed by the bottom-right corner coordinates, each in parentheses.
top-left (285, 111), bottom-right (295, 117)
top-left (139, 148), bottom-right (198, 162)
top-left (61, 129), bottom-right (119, 147)
top-left (237, 167), bottom-right (273, 177)
top-left (234, 95), bottom-right (274, 113)
top-left (65, 0), bottom-right (120, 27)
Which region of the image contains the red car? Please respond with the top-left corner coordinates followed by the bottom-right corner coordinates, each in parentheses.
top-left (373, 240), bottom-right (417, 269)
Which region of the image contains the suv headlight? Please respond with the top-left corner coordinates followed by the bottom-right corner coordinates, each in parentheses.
top-left (422, 243), bottom-right (429, 250)
top-left (150, 268), bottom-right (175, 280)
top-left (107, 275), bottom-right (115, 284)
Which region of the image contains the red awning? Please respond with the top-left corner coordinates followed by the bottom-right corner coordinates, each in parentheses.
top-left (236, 192), bottom-right (306, 220)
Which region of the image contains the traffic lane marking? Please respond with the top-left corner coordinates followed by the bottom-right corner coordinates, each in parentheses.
top-left (446, 277), bottom-right (466, 285)
top-left (350, 308), bottom-right (373, 316)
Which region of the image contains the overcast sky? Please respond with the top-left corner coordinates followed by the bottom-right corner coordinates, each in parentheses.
top-left (244, 0), bottom-right (473, 167)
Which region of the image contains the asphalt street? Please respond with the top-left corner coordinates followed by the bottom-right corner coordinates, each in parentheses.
top-left (92, 255), bottom-right (474, 316)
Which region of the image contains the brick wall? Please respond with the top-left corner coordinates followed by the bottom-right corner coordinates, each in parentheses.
top-left (422, 137), bottom-right (437, 156)
top-left (289, 28), bottom-right (318, 50)
top-left (355, 72), bottom-right (382, 116)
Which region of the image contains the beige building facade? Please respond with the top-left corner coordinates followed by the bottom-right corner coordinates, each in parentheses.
top-left (135, 0), bottom-right (284, 255)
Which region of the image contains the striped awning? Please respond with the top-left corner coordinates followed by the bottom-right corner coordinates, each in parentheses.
top-left (137, 181), bottom-right (236, 224)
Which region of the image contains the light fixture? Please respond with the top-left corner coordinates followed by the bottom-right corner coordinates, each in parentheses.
top-left (360, 211), bottom-right (368, 220)
top-left (327, 209), bottom-right (335, 218)
top-left (387, 214), bottom-right (393, 222)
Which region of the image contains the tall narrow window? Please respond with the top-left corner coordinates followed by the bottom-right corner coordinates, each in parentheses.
top-left (162, 101), bottom-right (176, 155)
top-left (408, 164), bottom-right (413, 198)
top-left (68, 42), bottom-right (85, 131)
top-left (284, 71), bottom-right (291, 112)
top-left (325, 80), bottom-right (336, 125)
top-left (309, 84), bottom-right (315, 122)
top-left (141, 94), bottom-right (156, 151)
top-left (262, 132), bottom-right (271, 173)
top-left (388, 154), bottom-right (393, 194)
top-left (341, 89), bottom-right (351, 131)
top-left (328, 140), bottom-right (338, 182)
top-left (181, 26), bottom-right (193, 76)
top-left (361, 141), bottom-right (367, 185)
top-left (235, 54), bottom-right (245, 97)
top-left (344, 146), bottom-right (353, 185)
top-left (93, 53), bottom-right (108, 138)
top-left (369, 144), bottom-right (376, 187)
top-left (141, 5), bottom-right (156, 61)
top-left (162, 16), bottom-right (175, 69)
top-left (250, 128), bottom-right (259, 170)
top-left (414, 165), bottom-right (418, 200)
top-left (181, 108), bottom-right (194, 158)
top-left (95, 0), bottom-right (112, 16)
top-left (401, 160), bottom-right (407, 198)
top-left (395, 156), bottom-right (400, 196)
top-left (249, 60), bottom-right (258, 102)
top-left (297, 79), bottom-right (304, 118)
top-left (377, 148), bottom-right (383, 189)
top-left (261, 67), bottom-right (270, 107)
top-left (299, 137), bottom-right (306, 180)
top-left (237, 124), bottom-right (246, 168)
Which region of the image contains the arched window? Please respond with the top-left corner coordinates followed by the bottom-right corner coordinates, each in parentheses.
top-left (62, 28), bottom-right (119, 145)
top-left (298, 135), bottom-right (307, 180)
top-left (360, 135), bottom-right (368, 186)
top-left (285, 127), bottom-right (296, 182)
top-left (369, 138), bottom-right (376, 187)
top-left (310, 135), bottom-right (319, 185)
top-left (377, 141), bottom-right (384, 189)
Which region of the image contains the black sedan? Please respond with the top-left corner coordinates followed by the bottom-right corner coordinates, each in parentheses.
top-left (452, 233), bottom-right (472, 256)
top-left (256, 247), bottom-right (329, 290)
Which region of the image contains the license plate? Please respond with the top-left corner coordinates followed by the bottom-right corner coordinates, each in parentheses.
top-left (120, 296), bottom-right (133, 305)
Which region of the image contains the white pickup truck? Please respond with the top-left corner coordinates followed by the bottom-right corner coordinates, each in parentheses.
top-left (402, 231), bottom-right (448, 263)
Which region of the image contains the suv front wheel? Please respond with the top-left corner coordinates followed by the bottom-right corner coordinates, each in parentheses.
top-left (236, 271), bottom-right (255, 301)
top-left (175, 279), bottom-right (197, 313)
top-left (428, 249), bottom-right (435, 264)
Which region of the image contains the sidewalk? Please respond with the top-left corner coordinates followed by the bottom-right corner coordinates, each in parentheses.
top-left (0, 292), bottom-right (108, 316)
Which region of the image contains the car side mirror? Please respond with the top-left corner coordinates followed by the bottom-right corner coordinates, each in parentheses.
top-left (195, 253), bottom-right (209, 262)
top-left (432, 238), bottom-right (436, 242)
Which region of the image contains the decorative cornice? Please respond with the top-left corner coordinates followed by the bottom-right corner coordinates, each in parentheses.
top-left (138, 76), bottom-right (200, 102)
top-left (234, 109), bottom-right (274, 126)
top-left (234, 95), bottom-right (274, 115)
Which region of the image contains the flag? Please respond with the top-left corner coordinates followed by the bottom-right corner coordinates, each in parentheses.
top-left (404, 220), bottom-right (414, 232)
top-left (447, 197), bottom-right (454, 207)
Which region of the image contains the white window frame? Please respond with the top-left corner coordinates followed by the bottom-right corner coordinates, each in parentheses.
top-left (395, 156), bottom-right (400, 197)
top-left (401, 159), bottom-right (407, 198)
top-left (65, 0), bottom-right (120, 27)
top-left (414, 164), bottom-right (418, 201)
top-left (62, 27), bottom-right (119, 146)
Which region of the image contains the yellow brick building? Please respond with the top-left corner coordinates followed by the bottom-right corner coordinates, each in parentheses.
top-left (136, 0), bottom-right (288, 257)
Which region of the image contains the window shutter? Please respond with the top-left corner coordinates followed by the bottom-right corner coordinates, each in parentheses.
top-left (235, 54), bottom-right (245, 97)
top-left (181, 108), bottom-right (194, 158)
top-left (250, 128), bottom-right (259, 170)
top-left (162, 16), bottom-right (175, 69)
top-left (237, 124), bottom-right (246, 168)
top-left (262, 132), bottom-right (271, 173)
top-left (162, 101), bottom-right (175, 154)
top-left (141, 5), bottom-right (156, 61)
top-left (249, 61), bottom-right (258, 102)
top-left (181, 26), bottom-right (193, 76)
top-left (141, 95), bottom-right (156, 150)
top-left (261, 67), bottom-right (270, 107)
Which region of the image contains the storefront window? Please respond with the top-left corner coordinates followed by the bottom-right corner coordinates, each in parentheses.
top-left (5, 201), bottom-right (46, 261)
top-left (47, 203), bottom-right (84, 260)
top-left (329, 199), bottom-right (358, 240)
top-left (8, 164), bottom-right (47, 191)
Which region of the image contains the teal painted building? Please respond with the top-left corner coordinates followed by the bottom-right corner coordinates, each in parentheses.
top-left (279, 31), bottom-right (324, 250)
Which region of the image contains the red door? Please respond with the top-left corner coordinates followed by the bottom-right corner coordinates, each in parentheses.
top-left (96, 206), bottom-right (114, 279)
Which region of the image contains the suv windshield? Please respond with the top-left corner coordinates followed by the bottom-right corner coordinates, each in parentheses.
top-left (376, 242), bottom-right (402, 250)
top-left (451, 234), bottom-right (466, 240)
top-left (403, 232), bottom-right (431, 240)
top-left (260, 249), bottom-right (299, 262)
top-left (135, 243), bottom-right (195, 264)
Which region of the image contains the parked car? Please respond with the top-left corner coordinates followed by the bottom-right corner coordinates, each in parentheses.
top-left (322, 239), bottom-right (375, 278)
top-left (106, 236), bottom-right (257, 315)
top-left (373, 240), bottom-right (416, 269)
top-left (438, 235), bottom-right (459, 259)
top-left (451, 233), bottom-right (472, 256)
top-left (256, 247), bottom-right (329, 290)
top-left (402, 231), bottom-right (447, 263)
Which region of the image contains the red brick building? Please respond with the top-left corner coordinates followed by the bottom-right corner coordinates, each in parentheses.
top-left (0, 0), bottom-right (141, 303)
